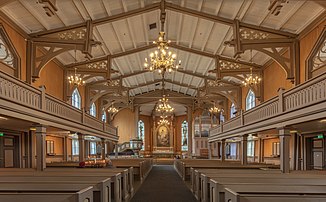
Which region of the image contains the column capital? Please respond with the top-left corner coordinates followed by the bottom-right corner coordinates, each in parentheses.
top-left (278, 127), bottom-right (291, 136)
top-left (35, 125), bottom-right (46, 133)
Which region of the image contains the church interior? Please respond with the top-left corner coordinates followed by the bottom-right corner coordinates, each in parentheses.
top-left (0, 0), bottom-right (326, 201)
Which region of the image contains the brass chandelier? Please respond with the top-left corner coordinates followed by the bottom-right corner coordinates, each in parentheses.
top-left (209, 103), bottom-right (221, 115)
top-left (144, 6), bottom-right (181, 75)
top-left (242, 50), bottom-right (262, 87)
top-left (107, 103), bottom-right (118, 114)
top-left (68, 67), bottom-right (85, 86)
top-left (158, 118), bottom-right (170, 125)
top-left (68, 48), bottom-right (85, 86)
top-left (156, 95), bottom-right (174, 114)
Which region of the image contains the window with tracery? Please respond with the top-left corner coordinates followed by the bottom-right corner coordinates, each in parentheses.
top-left (246, 89), bottom-right (255, 110)
top-left (72, 88), bottom-right (81, 109)
top-left (0, 26), bottom-right (19, 73)
top-left (181, 120), bottom-right (188, 151)
top-left (138, 120), bottom-right (145, 150)
top-left (230, 103), bottom-right (236, 118)
top-left (102, 111), bottom-right (107, 122)
top-left (307, 29), bottom-right (326, 79)
top-left (90, 103), bottom-right (96, 117)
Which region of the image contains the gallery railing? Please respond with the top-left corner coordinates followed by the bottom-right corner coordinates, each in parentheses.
top-left (209, 72), bottom-right (326, 139)
top-left (0, 71), bottom-right (117, 138)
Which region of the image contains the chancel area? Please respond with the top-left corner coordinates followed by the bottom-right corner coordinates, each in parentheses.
top-left (0, 0), bottom-right (326, 202)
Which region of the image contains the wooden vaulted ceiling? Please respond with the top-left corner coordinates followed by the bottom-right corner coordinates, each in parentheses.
top-left (1, 0), bottom-right (325, 115)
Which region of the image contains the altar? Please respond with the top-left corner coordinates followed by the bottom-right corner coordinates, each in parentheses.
top-left (151, 118), bottom-right (175, 158)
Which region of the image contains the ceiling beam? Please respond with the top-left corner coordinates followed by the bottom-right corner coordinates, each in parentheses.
top-left (165, 2), bottom-right (296, 38)
top-left (0, 0), bottom-right (14, 7)
top-left (30, 2), bottom-right (161, 37)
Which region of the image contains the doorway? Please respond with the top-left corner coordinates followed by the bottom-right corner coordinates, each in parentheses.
top-left (0, 134), bottom-right (20, 168)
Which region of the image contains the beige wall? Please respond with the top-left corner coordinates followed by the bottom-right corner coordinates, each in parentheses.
top-left (112, 108), bottom-right (136, 143)
top-left (263, 137), bottom-right (279, 157)
top-left (263, 55), bottom-right (294, 101)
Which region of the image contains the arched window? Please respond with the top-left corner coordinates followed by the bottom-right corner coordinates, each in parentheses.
top-left (90, 103), bottom-right (96, 117)
top-left (181, 120), bottom-right (188, 151)
top-left (72, 88), bottom-right (81, 109)
top-left (246, 89), bottom-right (255, 110)
top-left (220, 112), bottom-right (225, 123)
top-left (0, 25), bottom-right (20, 77)
top-left (230, 103), bottom-right (236, 118)
top-left (138, 120), bottom-right (145, 150)
top-left (102, 111), bottom-right (107, 122)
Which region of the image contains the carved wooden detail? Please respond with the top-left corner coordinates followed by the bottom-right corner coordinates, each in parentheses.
top-left (307, 28), bottom-right (326, 79)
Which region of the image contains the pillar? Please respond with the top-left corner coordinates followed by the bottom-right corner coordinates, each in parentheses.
top-left (35, 125), bottom-right (46, 171)
top-left (78, 133), bottom-right (85, 162)
top-left (134, 106), bottom-right (140, 140)
top-left (241, 135), bottom-right (248, 165)
top-left (258, 138), bottom-right (264, 163)
top-left (187, 106), bottom-right (193, 157)
top-left (208, 143), bottom-right (212, 159)
top-left (279, 128), bottom-right (290, 173)
top-left (221, 140), bottom-right (226, 162)
top-left (63, 136), bottom-right (69, 161)
top-left (101, 138), bottom-right (106, 160)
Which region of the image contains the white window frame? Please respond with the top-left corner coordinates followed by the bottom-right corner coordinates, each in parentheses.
top-left (246, 89), bottom-right (256, 110)
top-left (90, 103), bottom-right (96, 117)
top-left (72, 139), bottom-right (79, 155)
top-left (247, 141), bottom-right (255, 157)
top-left (90, 142), bottom-right (96, 155)
top-left (72, 88), bottom-right (81, 109)
top-left (230, 103), bottom-right (236, 118)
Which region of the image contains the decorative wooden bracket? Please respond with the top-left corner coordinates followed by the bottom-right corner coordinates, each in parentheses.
top-left (225, 19), bottom-right (299, 84)
top-left (26, 20), bottom-right (101, 83)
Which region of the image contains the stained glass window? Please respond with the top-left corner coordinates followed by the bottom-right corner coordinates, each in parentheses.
top-left (138, 120), bottom-right (145, 150)
top-left (181, 120), bottom-right (188, 151)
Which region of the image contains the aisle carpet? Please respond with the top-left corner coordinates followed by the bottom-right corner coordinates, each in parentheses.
top-left (131, 165), bottom-right (198, 202)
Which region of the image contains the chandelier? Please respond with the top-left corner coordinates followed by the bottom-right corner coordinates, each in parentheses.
top-left (107, 103), bottom-right (118, 114)
top-left (158, 118), bottom-right (170, 125)
top-left (156, 95), bottom-right (174, 114)
top-left (144, 8), bottom-right (181, 75)
top-left (209, 102), bottom-right (221, 114)
top-left (242, 50), bottom-right (262, 87)
top-left (68, 48), bottom-right (85, 86)
top-left (68, 68), bottom-right (85, 86)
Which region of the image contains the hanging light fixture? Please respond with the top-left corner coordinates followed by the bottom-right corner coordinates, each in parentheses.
top-left (156, 95), bottom-right (174, 114)
top-left (144, 6), bottom-right (181, 75)
top-left (107, 103), bottom-right (118, 114)
top-left (209, 102), bottom-right (221, 115)
top-left (242, 50), bottom-right (262, 87)
top-left (68, 48), bottom-right (85, 86)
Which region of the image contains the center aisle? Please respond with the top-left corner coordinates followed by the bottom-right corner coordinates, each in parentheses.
top-left (131, 165), bottom-right (198, 202)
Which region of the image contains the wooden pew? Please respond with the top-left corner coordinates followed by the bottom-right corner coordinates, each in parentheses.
top-left (224, 185), bottom-right (326, 202)
top-left (45, 167), bottom-right (133, 201)
top-left (208, 173), bottom-right (326, 202)
top-left (0, 170), bottom-right (123, 202)
top-left (0, 183), bottom-right (94, 202)
top-left (111, 159), bottom-right (153, 182)
top-left (0, 176), bottom-right (111, 202)
top-left (194, 169), bottom-right (280, 201)
top-left (210, 177), bottom-right (326, 202)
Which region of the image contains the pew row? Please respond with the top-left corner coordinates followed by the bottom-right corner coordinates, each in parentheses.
top-left (0, 183), bottom-right (94, 202)
top-left (0, 176), bottom-right (111, 202)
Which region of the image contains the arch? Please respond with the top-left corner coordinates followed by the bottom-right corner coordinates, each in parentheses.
top-left (72, 88), bottom-right (81, 109)
top-left (246, 89), bottom-right (255, 110)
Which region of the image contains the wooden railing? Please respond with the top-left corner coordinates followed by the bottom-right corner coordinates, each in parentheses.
top-left (210, 72), bottom-right (326, 139)
top-left (0, 71), bottom-right (117, 138)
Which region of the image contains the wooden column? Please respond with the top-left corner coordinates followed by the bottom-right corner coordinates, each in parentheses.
top-left (187, 106), bottom-right (193, 157)
top-left (63, 136), bottom-right (68, 162)
top-left (35, 125), bottom-right (46, 171)
top-left (101, 138), bottom-right (106, 160)
top-left (208, 142), bottom-right (212, 159)
top-left (279, 128), bottom-right (290, 173)
top-left (221, 140), bottom-right (226, 162)
top-left (134, 106), bottom-right (140, 140)
top-left (258, 138), bottom-right (264, 163)
top-left (241, 135), bottom-right (248, 165)
top-left (78, 133), bottom-right (85, 162)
